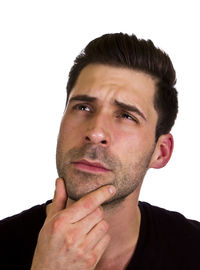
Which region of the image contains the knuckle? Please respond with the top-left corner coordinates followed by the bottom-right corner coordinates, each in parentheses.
top-left (103, 233), bottom-right (111, 247)
top-left (64, 237), bottom-right (74, 250)
top-left (82, 196), bottom-right (95, 210)
top-left (52, 215), bottom-right (65, 232)
top-left (86, 253), bottom-right (98, 268)
top-left (51, 211), bottom-right (70, 233)
top-left (64, 228), bottom-right (78, 249)
top-left (99, 220), bottom-right (109, 231)
top-left (76, 246), bottom-right (85, 258)
top-left (95, 207), bottom-right (104, 219)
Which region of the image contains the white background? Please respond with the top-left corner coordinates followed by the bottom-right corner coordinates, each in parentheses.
top-left (0, 0), bottom-right (200, 220)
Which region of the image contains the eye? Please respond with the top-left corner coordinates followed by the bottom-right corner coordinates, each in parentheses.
top-left (117, 112), bottom-right (138, 123)
top-left (73, 104), bottom-right (91, 112)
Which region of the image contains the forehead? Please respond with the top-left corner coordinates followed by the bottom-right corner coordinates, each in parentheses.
top-left (69, 64), bottom-right (157, 119)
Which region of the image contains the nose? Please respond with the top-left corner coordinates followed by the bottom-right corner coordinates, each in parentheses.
top-left (84, 113), bottom-right (111, 146)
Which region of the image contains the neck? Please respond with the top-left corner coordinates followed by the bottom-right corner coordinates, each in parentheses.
top-left (95, 191), bottom-right (141, 270)
top-left (64, 188), bottom-right (142, 270)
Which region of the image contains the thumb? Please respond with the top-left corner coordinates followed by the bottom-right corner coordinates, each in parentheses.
top-left (47, 178), bottom-right (68, 219)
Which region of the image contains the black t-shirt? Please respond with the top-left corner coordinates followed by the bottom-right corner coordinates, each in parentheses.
top-left (0, 201), bottom-right (200, 269)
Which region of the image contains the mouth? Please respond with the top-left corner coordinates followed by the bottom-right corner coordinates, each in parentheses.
top-left (71, 159), bottom-right (111, 174)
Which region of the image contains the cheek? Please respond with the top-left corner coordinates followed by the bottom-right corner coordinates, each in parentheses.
top-left (112, 129), bottom-right (140, 154)
top-left (112, 127), bottom-right (154, 158)
top-left (58, 117), bottom-right (82, 149)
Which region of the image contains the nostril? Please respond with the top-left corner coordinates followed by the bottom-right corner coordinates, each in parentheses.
top-left (85, 136), bottom-right (107, 145)
top-left (85, 136), bottom-right (91, 142)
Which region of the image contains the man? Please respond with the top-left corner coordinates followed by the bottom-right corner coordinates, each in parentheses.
top-left (1, 33), bottom-right (199, 270)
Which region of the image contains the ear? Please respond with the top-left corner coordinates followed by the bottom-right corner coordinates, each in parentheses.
top-left (149, 133), bottom-right (174, 169)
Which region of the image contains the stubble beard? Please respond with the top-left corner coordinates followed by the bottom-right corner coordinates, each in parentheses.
top-left (56, 143), bottom-right (155, 208)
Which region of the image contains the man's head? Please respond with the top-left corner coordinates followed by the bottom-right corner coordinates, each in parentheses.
top-left (56, 33), bottom-right (178, 206)
top-left (66, 33), bottom-right (178, 141)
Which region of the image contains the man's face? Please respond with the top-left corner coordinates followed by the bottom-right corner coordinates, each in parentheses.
top-left (56, 64), bottom-right (158, 205)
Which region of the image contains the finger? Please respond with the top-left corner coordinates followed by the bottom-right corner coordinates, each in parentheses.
top-left (80, 220), bottom-right (109, 253)
top-left (88, 233), bottom-right (111, 268)
top-left (69, 185), bottom-right (116, 223)
top-left (75, 207), bottom-right (104, 236)
top-left (48, 178), bottom-right (67, 218)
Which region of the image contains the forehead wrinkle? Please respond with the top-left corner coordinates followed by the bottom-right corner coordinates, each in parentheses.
top-left (69, 94), bottom-right (97, 103)
top-left (68, 65), bottom-right (158, 122)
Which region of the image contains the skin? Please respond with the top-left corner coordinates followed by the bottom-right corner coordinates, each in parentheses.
top-left (31, 64), bottom-right (173, 270)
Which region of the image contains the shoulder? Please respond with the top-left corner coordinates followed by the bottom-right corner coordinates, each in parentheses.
top-left (0, 201), bottom-right (51, 269)
top-left (0, 201), bottom-right (50, 232)
top-left (0, 200), bottom-right (52, 241)
top-left (138, 201), bottom-right (200, 267)
top-left (135, 201), bottom-right (200, 269)
top-left (139, 201), bottom-right (200, 234)
top-left (1, 201), bottom-right (47, 221)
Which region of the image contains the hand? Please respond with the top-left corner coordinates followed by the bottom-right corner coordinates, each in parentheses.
top-left (31, 178), bottom-right (116, 270)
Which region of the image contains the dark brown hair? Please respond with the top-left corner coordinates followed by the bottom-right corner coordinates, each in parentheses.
top-left (66, 33), bottom-right (178, 141)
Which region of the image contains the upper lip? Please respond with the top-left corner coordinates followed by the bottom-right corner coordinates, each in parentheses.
top-left (72, 159), bottom-right (111, 170)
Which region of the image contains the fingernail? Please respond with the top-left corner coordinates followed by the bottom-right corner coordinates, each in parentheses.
top-left (108, 186), bottom-right (116, 195)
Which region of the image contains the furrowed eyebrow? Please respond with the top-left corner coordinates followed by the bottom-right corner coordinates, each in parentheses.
top-left (69, 95), bottom-right (97, 103)
top-left (114, 99), bottom-right (147, 121)
top-left (68, 95), bottom-right (146, 121)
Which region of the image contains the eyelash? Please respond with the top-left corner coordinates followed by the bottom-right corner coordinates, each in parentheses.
top-left (116, 112), bottom-right (138, 123)
top-left (72, 104), bottom-right (91, 112)
top-left (72, 104), bottom-right (138, 123)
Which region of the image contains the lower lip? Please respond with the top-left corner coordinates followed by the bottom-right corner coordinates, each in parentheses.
top-left (72, 162), bottom-right (110, 174)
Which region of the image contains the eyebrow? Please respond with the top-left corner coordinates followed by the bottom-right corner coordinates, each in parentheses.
top-left (69, 94), bottom-right (146, 121)
top-left (69, 95), bottom-right (97, 103)
top-left (114, 100), bottom-right (147, 121)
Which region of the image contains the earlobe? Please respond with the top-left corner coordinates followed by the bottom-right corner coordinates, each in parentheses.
top-left (149, 134), bottom-right (174, 169)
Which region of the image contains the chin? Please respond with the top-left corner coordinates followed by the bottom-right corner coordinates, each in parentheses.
top-left (66, 183), bottom-right (112, 202)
